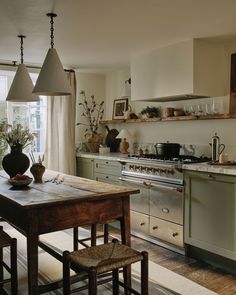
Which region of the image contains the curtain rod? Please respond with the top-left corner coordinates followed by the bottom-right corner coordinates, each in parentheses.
top-left (0, 62), bottom-right (75, 73)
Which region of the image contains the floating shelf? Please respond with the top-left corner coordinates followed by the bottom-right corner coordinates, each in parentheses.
top-left (99, 114), bottom-right (236, 125)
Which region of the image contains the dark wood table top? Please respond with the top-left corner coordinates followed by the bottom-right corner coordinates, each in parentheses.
top-left (0, 170), bottom-right (139, 209)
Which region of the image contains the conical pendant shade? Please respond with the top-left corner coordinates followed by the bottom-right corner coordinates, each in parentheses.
top-left (6, 64), bottom-right (38, 102)
top-left (33, 48), bottom-right (71, 96)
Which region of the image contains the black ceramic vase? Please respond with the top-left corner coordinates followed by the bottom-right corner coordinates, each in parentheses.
top-left (2, 144), bottom-right (30, 178)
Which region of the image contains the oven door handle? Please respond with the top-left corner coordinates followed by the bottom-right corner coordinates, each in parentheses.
top-left (119, 177), bottom-right (151, 186)
top-left (119, 177), bottom-right (183, 192)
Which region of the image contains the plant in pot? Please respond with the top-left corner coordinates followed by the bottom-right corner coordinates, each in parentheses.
top-left (140, 106), bottom-right (160, 119)
top-left (0, 124), bottom-right (37, 178)
top-left (77, 91), bottom-right (104, 153)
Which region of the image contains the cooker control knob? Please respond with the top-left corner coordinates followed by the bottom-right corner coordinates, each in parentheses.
top-left (129, 165), bottom-right (134, 171)
top-left (168, 169), bottom-right (174, 175)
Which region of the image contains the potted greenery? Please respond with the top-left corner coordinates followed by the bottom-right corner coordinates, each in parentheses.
top-left (140, 106), bottom-right (160, 118)
top-left (77, 91), bottom-right (104, 153)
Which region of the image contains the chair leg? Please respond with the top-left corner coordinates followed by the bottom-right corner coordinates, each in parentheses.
top-left (73, 227), bottom-right (78, 251)
top-left (123, 265), bottom-right (132, 295)
top-left (91, 224), bottom-right (97, 246)
top-left (88, 267), bottom-right (97, 295)
top-left (0, 245), bottom-right (3, 291)
top-left (104, 224), bottom-right (109, 243)
top-left (63, 251), bottom-right (71, 295)
top-left (112, 268), bottom-right (119, 295)
top-left (141, 251), bottom-right (149, 295)
top-left (10, 238), bottom-right (18, 295)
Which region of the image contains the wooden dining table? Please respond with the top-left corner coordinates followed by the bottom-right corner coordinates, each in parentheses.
top-left (0, 170), bottom-right (139, 294)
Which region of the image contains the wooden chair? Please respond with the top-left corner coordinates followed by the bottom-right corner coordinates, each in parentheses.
top-left (73, 223), bottom-right (110, 250)
top-left (63, 239), bottom-right (149, 295)
top-left (0, 226), bottom-right (18, 295)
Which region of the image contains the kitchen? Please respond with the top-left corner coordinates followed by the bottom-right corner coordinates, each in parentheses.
top-left (1, 0), bottom-right (236, 294)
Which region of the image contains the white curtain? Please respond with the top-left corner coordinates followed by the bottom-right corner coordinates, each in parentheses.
top-left (44, 71), bottom-right (76, 175)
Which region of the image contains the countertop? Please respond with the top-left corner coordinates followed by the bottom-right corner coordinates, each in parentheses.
top-left (78, 153), bottom-right (236, 176)
top-left (77, 152), bottom-right (128, 161)
top-left (183, 162), bottom-right (236, 176)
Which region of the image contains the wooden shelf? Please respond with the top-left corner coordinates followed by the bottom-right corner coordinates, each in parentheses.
top-left (99, 114), bottom-right (236, 125)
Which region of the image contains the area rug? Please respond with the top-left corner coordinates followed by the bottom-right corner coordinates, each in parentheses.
top-left (2, 223), bottom-right (217, 295)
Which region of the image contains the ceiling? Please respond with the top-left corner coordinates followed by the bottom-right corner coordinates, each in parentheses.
top-left (1, 0), bottom-right (236, 70)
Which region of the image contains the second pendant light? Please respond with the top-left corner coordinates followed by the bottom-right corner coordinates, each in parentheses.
top-left (33, 13), bottom-right (72, 96)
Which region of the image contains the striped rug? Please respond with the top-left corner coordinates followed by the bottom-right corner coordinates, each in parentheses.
top-left (2, 223), bottom-right (217, 295)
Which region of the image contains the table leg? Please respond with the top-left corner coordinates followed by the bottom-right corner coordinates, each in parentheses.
top-left (27, 220), bottom-right (39, 294)
top-left (120, 197), bottom-right (131, 295)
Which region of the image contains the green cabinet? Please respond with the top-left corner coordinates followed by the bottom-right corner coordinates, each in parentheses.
top-left (184, 170), bottom-right (236, 260)
top-left (76, 157), bottom-right (94, 180)
top-left (94, 159), bottom-right (121, 185)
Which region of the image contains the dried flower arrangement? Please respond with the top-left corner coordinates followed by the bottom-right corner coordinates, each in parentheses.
top-left (76, 90), bottom-right (104, 135)
top-left (1, 124), bottom-right (37, 150)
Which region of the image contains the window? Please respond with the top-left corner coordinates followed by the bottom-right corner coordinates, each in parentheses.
top-left (0, 70), bottom-right (47, 154)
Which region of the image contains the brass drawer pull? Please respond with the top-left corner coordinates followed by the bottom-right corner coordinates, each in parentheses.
top-left (172, 232), bottom-right (178, 237)
top-left (152, 226), bottom-right (158, 230)
top-left (140, 222), bottom-right (145, 226)
top-left (106, 176), bottom-right (109, 179)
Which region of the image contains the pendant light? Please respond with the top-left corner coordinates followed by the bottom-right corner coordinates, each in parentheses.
top-left (6, 35), bottom-right (38, 102)
top-left (33, 13), bottom-right (71, 96)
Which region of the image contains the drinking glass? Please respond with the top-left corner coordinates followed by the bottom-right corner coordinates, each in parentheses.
top-left (205, 102), bottom-right (213, 115)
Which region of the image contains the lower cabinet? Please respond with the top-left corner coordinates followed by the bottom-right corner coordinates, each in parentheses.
top-left (76, 157), bottom-right (94, 179)
top-left (131, 211), bottom-right (149, 235)
top-left (184, 170), bottom-right (236, 260)
top-left (94, 159), bottom-right (121, 185)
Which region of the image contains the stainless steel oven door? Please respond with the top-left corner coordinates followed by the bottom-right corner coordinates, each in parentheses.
top-left (119, 176), bottom-right (183, 225)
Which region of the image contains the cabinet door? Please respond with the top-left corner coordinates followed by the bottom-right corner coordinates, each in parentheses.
top-left (185, 171), bottom-right (236, 260)
top-left (76, 157), bottom-right (94, 180)
top-left (94, 160), bottom-right (121, 176)
top-left (94, 173), bottom-right (120, 185)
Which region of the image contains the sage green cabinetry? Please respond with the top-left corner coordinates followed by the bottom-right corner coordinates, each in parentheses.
top-left (184, 170), bottom-right (236, 260)
top-left (94, 159), bottom-right (121, 185)
top-left (76, 157), bottom-right (94, 180)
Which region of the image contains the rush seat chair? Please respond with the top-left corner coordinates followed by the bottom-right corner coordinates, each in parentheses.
top-left (0, 226), bottom-right (18, 295)
top-left (63, 239), bottom-right (148, 295)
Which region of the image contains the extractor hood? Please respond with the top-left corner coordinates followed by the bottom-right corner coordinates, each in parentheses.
top-left (131, 39), bottom-right (226, 102)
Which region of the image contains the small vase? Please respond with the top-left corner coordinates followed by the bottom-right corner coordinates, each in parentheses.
top-left (2, 144), bottom-right (30, 178)
top-left (30, 163), bottom-right (45, 183)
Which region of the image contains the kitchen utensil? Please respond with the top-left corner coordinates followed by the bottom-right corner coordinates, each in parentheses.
top-left (164, 107), bottom-right (174, 117)
top-left (105, 126), bottom-right (121, 152)
top-left (154, 143), bottom-right (181, 158)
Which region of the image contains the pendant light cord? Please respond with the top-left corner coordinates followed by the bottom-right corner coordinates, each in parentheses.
top-left (47, 13), bottom-right (57, 49)
top-left (18, 35), bottom-right (26, 64)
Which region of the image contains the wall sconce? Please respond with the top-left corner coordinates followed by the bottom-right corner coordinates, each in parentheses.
top-left (122, 78), bottom-right (131, 98)
top-left (6, 35), bottom-right (38, 102)
top-left (33, 13), bottom-right (71, 96)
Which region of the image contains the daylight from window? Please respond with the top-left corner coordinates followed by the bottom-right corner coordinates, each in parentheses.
top-left (0, 70), bottom-right (47, 154)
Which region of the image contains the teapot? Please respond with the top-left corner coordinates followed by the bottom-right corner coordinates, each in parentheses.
top-left (209, 133), bottom-right (225, 161)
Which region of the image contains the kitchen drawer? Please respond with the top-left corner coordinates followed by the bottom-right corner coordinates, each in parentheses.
top-left (150, 216), bottom-right (183, 247)
top-left (131, 211), bottom-right (149, 235)
top-left (149, 186), bottom-right (183, 225)
top-left (94, 173), bottom-right (120, 185)
top-left (94, 160), bottom-right (121, 176)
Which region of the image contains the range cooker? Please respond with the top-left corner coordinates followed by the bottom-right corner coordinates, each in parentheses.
top-left (119, 154), bottom-right (210, 253)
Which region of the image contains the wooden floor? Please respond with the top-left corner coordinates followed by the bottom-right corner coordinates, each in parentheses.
top-left (107, 226), bottom-right (236, 295)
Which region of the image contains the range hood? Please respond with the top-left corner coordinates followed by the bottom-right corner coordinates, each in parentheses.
top-left (140, 94), bottom-right (209, 102)
top-left (131, 39), bottom-right (226, 102)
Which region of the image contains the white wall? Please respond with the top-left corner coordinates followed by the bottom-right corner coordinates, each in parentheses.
top-left (75, 72), bottom-right (106, 145)
top-left (75, 40), bottom-right (236, 157)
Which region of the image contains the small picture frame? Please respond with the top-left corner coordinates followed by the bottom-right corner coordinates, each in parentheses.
top-left (112, 98), bottom-right (128, 119)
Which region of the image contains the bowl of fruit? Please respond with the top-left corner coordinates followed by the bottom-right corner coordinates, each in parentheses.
top-left (8, 174), bottom-right (33, 187)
